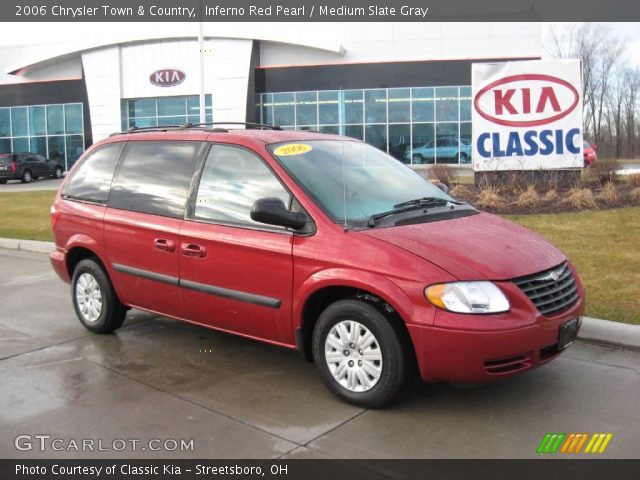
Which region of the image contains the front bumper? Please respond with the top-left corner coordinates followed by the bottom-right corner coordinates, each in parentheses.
top-left (408, 298), bottom-right (584, 384)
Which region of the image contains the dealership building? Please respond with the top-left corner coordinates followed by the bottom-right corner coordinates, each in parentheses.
top-left (0, 22), bottom-right (541, 170)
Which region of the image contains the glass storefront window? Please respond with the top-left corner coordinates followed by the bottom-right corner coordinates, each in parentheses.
top-left (46, 105), bottom-right (64, 135)
top-left (12, 137), bottom-right (29, 153)
top-left (411, 88), bottom-right (434, 123)
top-left (0, 109), bottom-right (10, 137)
top-left (158, 97), bottom-right (187, 117)
top-left (129, 99), bottom-right (156, 118)
top-left (460, 87), bottom-right (472, 122)
top-left (65, 135), bottom-right (85, 169)
top-left (47, 136), bottom-right (66, 164)
top-left (388, 89), bottom-right (410, 123)
top-left (365, 124), bottom-right (387, 151)
top-left (29, 106), bottom-right (46, 135)
top-left (12, 107), bottom-right (29, 137)
top-left (0, 103), bottom-right (84, 170)
top-left (344, 90), bottom-right (363, 124)
top-left (273, 92), bottom-right (295, 126)
top-left (30, 137), bottom-right (47, 157)
top-left (64, 104), bottom-right (83, 134)
top-left (344, 125), bottom-right (363, 141)
top-left (365, 89), bottom-right (387, 124)
top-left (295, 91), bottom-right (318, 127)
top-left (435, 87), bottom-right (459, 122)
top-left (258, 85), bottom-right (472, 165)
top-left (319, 91), bottom-right (339, 125)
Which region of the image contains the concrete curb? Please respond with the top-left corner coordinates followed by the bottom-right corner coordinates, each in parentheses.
top-left (0, 237), bottom-right (639, 351)
top-left (578, 317), bottom-right (640, 351)
top-left (0, 237), bottom-right (54, 254)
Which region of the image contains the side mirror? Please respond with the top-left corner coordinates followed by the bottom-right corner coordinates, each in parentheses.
top-left (250, 197), bottom-right (308, 230)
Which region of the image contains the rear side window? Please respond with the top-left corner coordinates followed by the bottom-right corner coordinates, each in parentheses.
top-left (109, 141), bottom-right (200, 219)
top-left (62, 143), bottom-right (124, 203)
top-left (193, 144), bottom-right (291, 228)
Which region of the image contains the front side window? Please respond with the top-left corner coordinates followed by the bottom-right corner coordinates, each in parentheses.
top-left (109, 141), bottom-right (200, 218)
top-left (194, 145), bottom-right (291, 229)
top-left (62, 143), bottom-right (124, 203)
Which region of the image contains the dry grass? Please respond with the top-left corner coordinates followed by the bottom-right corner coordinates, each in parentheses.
top-left (625, 173), bottom-right (640, 188)
top-left (476, 187), bottom-right (504, 209)
top-left (563, 188), bottom-right (597, 210)
top-left (450, 184), bottom-right (472, 199)
top-left (631, 186), bottom-right (640, 201)
top-left (428, 165), bottom-right (455, 187)
top-left (515, 185), bottom-right (541, 207)
top-left (543, 189), bottom-right (558, 202)
top-left (597, 181), bottom-right (619, 206)
top-left (590, 158), bottom-right (620, 185)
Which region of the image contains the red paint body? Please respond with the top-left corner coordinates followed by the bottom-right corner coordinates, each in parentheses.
top-left (51, 130), bottom-right (585, 384)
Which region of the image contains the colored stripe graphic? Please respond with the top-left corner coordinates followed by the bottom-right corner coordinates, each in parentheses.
top-left (540, 433), bottom-right (613, 454)
top-left (537, 433), bottom-right (566, 454)
top-left (585, 433), bottom-right (613, 453)
top-left (560, 433), bottom-right (589, 453)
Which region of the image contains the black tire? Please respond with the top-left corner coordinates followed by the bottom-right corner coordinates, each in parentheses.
top-left (412, 153), bottom-right (424, 164)
top-left (21, 169), bottom-right (32, 183)
top-left (459, 152), bottom-right (469, 164)
top-left (54, 166), bottom-right (63, 179)
top-left (0, 179), bottom-right (6, 184)
top-left (312, 299), bottom-right (412, 408)
top-left (71, 258), bottom-right (126, 334)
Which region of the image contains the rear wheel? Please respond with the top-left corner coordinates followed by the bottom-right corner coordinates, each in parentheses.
top-left (312, 299), bottom-right (411, 408)
top-left (54, 166), bottom-right (63, 179)
top-left (71, 259), bottom-right (126, 333)
top-left (0, 179), bottom-right (6, 184)
top-left (21, 169), bottom-right (32, 183)
top-left (412, 153), bottom-right (424, 164)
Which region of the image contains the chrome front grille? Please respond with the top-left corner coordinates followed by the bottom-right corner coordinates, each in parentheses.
top-left (513, 262), bottom-right (579, 317)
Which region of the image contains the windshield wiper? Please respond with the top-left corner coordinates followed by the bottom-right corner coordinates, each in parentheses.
top-left (367, 197), bottom-right (465, 227)
top-left (393, 196), bottom-right (464, 209)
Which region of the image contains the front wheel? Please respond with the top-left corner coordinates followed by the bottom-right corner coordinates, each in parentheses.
top-left (72, 259), bottom-right (126, 333)
top-left (312, 299), bottom-right (412, 408)
top-left (54, 166), bottom-right (63, 179)
top-left (0, 179), bottom-right (6, 184)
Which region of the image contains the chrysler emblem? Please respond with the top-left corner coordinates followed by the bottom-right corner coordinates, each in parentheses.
top-left (536, 265), bottom-right (566, 282)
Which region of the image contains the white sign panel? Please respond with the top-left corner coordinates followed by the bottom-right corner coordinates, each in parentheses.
top-left (472, 59), bottom-right (583, 171)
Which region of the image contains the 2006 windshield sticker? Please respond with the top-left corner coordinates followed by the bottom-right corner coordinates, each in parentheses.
top-left (274, 144), bottom-right (313, 156)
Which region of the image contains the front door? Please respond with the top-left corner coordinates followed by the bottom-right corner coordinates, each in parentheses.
top-left (179, 144), bottom-right (294, 344)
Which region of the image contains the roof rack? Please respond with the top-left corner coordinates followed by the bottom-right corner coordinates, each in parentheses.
top-left (110, 121), bottom-right (282, 136)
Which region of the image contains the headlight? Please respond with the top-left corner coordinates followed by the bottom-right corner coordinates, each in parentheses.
top-left (425, 281), bottom-right (510, 314)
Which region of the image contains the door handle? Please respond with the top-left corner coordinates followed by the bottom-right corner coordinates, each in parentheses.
top-left (181, 243), bottom-right (207, 258)
top-left (154, 238), bottom-right (176, 253)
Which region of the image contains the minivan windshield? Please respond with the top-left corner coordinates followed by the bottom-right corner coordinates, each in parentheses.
top-left (269, 140), bottom-right (455, 226)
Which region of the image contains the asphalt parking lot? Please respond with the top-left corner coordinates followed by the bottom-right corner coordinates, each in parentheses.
top-left (0, 248), bottom-right (638, 459)
top-left (0, 177), bottom-right (62, 192)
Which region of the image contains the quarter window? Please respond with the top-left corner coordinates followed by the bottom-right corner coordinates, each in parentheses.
top-left (109, 141), bottom-right (200, 218)
top-left (194, 145), bottom-right (290, 228)
top-left (62, 143), bottom-right (124, 203)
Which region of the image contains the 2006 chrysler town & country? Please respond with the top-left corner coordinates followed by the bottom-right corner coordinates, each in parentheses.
top-left (50, 125), bottom-right (584, 407)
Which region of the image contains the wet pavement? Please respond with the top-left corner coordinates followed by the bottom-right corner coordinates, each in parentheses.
top-left (0, 248), bottom-right (638, 459)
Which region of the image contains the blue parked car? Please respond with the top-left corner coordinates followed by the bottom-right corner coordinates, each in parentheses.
top-left (405, 138), bottom-right (472, 164)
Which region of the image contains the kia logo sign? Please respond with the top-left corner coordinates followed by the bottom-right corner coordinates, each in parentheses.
top-left (149, 69), bottom-right (186, 87)
top-left (474, 74), bottom-right (579, 128)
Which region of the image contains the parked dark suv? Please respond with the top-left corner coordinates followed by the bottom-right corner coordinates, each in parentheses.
top-left (50, 124), bottom-right (584, 407)
top-left (0, 152), bottom-right (64, 184)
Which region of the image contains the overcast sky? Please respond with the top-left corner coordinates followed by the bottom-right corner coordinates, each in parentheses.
top-left (0, 22), bottom-right (638, 68)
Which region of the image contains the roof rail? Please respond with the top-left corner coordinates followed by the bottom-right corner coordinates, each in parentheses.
top-left (110, 121), bottom-right (281, 136)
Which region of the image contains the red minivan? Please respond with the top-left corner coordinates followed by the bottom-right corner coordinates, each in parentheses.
top-left (51, 125), bottom-right (584, 407)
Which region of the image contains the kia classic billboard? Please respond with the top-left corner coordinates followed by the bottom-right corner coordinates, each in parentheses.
top-left (472, 59), bottom-right (583, 171)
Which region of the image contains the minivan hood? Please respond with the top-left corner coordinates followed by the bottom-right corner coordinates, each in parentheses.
top-left (362, 212), bottom-right (565, 280)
